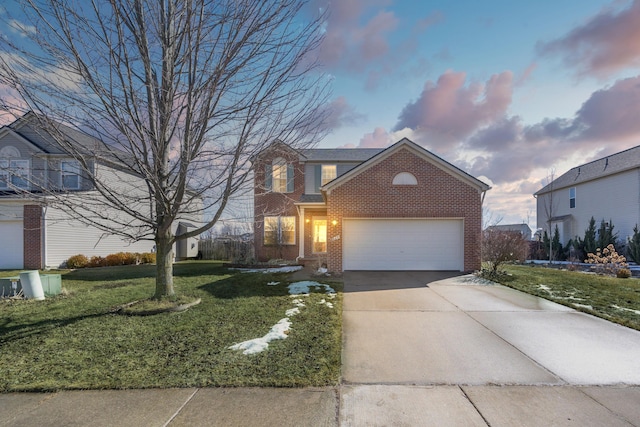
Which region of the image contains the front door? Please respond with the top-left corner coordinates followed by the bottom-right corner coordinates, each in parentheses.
top-left (313, 217), bottom-right (327, 253)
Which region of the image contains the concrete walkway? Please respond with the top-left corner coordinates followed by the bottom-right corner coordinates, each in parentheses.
top-left (1, 272), bottom-right (640, 426)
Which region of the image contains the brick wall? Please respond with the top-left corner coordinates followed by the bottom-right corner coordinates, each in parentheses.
top-left (326, 147), bottom-right (483, 272)
top-left (23, 204), bottom-right (43, 269)
top-left (253, 146), bottom-right (305, 262)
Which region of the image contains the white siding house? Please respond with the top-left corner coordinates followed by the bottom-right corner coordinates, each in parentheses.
top-left (0, 112), bottom-right (202, 269)
top-left (535, 145), bottom-right (640, 246)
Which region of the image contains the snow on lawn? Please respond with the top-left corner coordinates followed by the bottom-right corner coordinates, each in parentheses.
top-left (234, 266), bottom-right (303, 274)
top-left (228, 318), bottom-right (292, 355)
top-left (229, 280), bottom-right (335, 355)
top-left (612, 304), bottom-right (640, 315)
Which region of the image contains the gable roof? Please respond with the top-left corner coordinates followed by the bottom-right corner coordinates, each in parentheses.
top-left (6, 112), bottom-right (112, 156)
top-left (321, 138), bottom-right (491, 193)
top-left (535, 144), bottom-right (640, 195)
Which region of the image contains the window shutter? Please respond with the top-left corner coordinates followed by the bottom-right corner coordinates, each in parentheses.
top-left (286, 163), bottom-right (294, 193)
top-left (265, 163), bottom-right (272, 190)
top-left (314, 165), bottom-right (322, 193)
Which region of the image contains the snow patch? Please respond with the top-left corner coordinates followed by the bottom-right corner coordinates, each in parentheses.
top-left (318, 298), bottom-right (333, 308)
top-left (286, 307), bottom-right (301, 317)
top-left (288, 281), bottom-right (335, 295)
top-left (612, 305), bottom-right (640, 315)
top-left (234, 266), bottom-right (303, 274)
top-left (228, 318), bottom-right (291, 355)
top-left (572, 303), bottom-right (593, 310)
top-left (267, 281), bottom-right (280, 286)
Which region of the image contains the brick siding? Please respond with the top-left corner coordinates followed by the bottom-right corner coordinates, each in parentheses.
top-left (325, 147), bottom-right (483, 272)
top-left (23, 204), bottom-right (43, 269)
top-left (253, 146), bottom-right (305, 262)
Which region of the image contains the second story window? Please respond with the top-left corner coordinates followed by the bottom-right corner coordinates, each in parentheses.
top-left (569, 187), bottom-right (576, 209)
top-left (321, 165), bottom-right (337, 185)
top-left (61, 161), bottom-right (81, 189)
top-left (0, 159), bottom-right (29, 190)
top-left (266, 157), bottom-right (293, 193)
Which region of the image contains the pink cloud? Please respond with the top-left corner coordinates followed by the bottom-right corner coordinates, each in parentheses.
top-left (0, 85), bottom-right (29, 126)
top-left (321, 96), bottom-right (366, 130)
top-left (538, 0), bottom-right (640, 77)
top-left (357, 127), bottom-right (393, 148)
top-left (393, 70), bottom-right (513, 146)
top-left (462, 75), bottom-right (640, 184)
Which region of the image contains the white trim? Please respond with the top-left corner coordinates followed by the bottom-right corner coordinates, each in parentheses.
top-left (298, 206), bottom-right (305, 259)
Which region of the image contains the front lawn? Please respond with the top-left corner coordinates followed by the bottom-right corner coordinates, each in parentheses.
top-left (492, 264), bottom-right (640, 331)
top-left (0, 262), bottom-right (342, 392)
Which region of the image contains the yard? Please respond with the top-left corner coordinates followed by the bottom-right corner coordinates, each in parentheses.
top-left (492, 264), bottom-right (640, 331)
top-left (0, 262), bottom-right (342, 392)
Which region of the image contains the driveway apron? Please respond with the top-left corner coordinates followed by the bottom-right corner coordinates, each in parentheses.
top-left (340, 271), bottom-right (640, 426)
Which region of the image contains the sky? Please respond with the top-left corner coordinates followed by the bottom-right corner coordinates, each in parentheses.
top-left (312, 0), bottom-right (640, 230)
top-left (2, 1), bottom-right (640, 232)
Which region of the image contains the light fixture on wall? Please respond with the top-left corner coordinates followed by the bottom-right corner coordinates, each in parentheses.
top-left (331, 220), bottom-right (338, 226)
top-left (305, 218), bottom-right (310, 223)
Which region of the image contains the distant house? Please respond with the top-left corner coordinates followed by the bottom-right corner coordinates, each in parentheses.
top-left (486, 224), bottom-right (532, 240)
top-left (252, 138), bottom-right (491, 272)
top-left (534, 145), bottom-right (640, 246)
top-left (0, 112), bottom-right (201, 269)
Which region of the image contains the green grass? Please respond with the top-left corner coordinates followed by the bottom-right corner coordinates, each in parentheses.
top-left (491, 264), bottom-right (640, 331)
top-left (0, 262), bottom-right (342, 392)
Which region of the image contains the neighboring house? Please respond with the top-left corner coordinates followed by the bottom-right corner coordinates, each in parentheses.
top-left (0, 112), bottom-right (200, 269)
top-left (535, 145), bottom-right (640, 246)
top-left (253, 138), bottom-right (491, 272)
top-left (486, 224), bottom-right (532, 240)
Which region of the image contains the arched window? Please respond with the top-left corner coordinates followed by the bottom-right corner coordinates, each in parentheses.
top-left (0, 146), bottom-right (20, 158)
top-left (392, 172), bottom-right (417, 185)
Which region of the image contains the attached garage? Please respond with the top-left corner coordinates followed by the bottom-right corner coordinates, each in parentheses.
top-left (342, 218), bottom-right (464, 271)
top-left (0, 220), bottom-right (24, 269)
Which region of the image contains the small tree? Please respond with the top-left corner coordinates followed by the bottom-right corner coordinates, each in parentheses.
top-left (576, 216), bottom-right (597, 259)
top-left (482, 229), bottom-right (529, 274)
top-left (627, 224), bottom-right (640, 264)
top-left (597, 219), bottom-right (618, 250)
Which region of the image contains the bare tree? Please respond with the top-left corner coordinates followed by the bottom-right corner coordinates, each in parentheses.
top-left (482, 229), bottom-right (529, 274)
top-left (0, 0), bottom-right (330, 297)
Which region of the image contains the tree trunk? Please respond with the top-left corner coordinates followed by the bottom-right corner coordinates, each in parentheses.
top-left (155, 233), bottom-right (175, 298)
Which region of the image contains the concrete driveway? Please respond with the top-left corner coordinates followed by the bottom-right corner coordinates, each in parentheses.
top-left (340, 271), bottom-right (640, 426)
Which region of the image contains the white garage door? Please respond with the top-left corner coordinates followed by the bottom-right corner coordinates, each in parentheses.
top-left (343, 219), bottom-right (463, 271)
top-left (0, 220), bottom-right (23, 269)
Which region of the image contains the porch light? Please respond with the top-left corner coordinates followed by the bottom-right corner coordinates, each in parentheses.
top-left (305, 218), bottom-right (310, 223)
top-left (331, 220), bottom-right (338, 226)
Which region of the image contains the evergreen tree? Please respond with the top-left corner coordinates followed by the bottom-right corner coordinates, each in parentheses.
top-left (581, 217), bottom-right (597, 255)
top-left (628, 224), bottom-right (640, 264)
top-left (597, 219), bottom-right (618, 250)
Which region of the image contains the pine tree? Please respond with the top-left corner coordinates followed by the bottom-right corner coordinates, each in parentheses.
top-left (582, 217), bottom-right (597, 254)
top-left (627, 224), bottom-right (640, 264)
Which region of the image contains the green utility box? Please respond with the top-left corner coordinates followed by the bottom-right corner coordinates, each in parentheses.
top-left (40, 274), bottom-right (62, 296)
top-left (0, 273), bottom-right (62, 297)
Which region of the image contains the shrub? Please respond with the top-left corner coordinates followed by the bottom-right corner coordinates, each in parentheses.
top-left (482, 229), bottom-right (529, 273)
top-left (120, 252), bottom-right (139, 265)
top-left (105, 253), bottom-right (126, 266)
top-left (140, 252), bottom-right (156, 264)
top-left (627, 225), bottom-right (640, 264)
top-left (617, 268), bottom-right (631, 279)
top-left (89, 256), bottom-right (107, 268)
top-left (66, 254), bottom-right (89, 269)
top-left (585, 244), bottom-right (628, 276)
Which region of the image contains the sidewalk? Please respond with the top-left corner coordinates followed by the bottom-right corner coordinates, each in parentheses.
top-left (2, 385), bottom-right (639, 426)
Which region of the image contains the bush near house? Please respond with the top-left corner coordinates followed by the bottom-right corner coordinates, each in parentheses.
top-left (585, 244), bottom-right (629, 277)
top-left (481, 229), bottom-right (529, 276)
top-left (66, 252), bottom-right (156, 268)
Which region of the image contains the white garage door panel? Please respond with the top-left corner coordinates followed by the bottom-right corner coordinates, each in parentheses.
top-left (0, 220), bottom-right (23, 269)
top-left (343, 219), bottom-right (463, 271)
